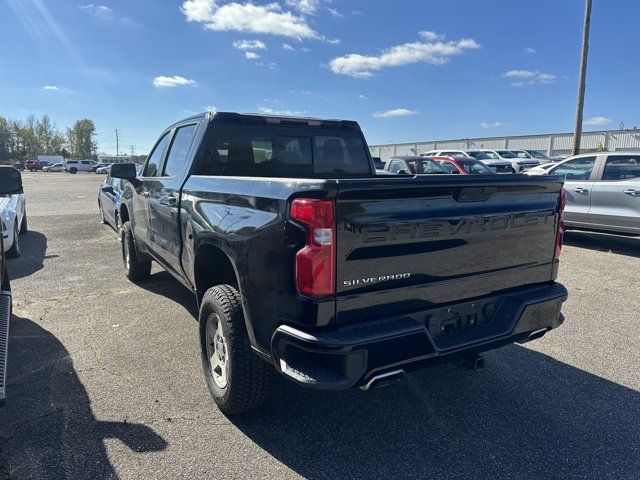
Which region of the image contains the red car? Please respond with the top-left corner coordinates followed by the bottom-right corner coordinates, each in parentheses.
top-left (433, 156), bottom-right (497, 175)
top-left (24, 161), bottom-right (51, 172)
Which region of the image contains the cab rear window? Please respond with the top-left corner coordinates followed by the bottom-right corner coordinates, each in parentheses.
top-left (195, 125), bottom-right (372, 177)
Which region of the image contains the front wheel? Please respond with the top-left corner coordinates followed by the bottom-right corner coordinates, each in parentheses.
top-left (98, 201), bottom-right (106, 224)
top-left (200, 285), bottom-right (271, 414)
top-left (121, 221), bottom-right (151, 281)
top-left (69, 168), bottom-right (77, 174)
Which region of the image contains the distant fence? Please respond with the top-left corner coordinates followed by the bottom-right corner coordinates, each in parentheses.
top-left (369, 129), bottom-right (640, 162)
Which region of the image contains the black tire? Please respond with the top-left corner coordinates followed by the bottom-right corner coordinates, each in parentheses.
top-left (70, 168), bottom-right (77, 174)
top-left (98, 201), bottom-right (106, 224)
top-left (121, 221), bottom-right (151, 281)
top-left (199, 284), bottom-right (271, 414)
top-left (6, 224), bottom-right (21, 258)
top-left (20, 212), bottom-right (27, 234)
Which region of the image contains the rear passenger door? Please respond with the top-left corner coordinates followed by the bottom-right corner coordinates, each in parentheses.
top-left (588, 154), bottom-right (640, 233)
top-left (148, 122), bottom-right (200, 275)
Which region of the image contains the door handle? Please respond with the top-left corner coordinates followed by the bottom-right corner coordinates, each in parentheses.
top-left (142, 191), bottom-right (151, 198)
top-left (573, 187), bottom-right (589, 194)
top-left (623, 189), bottom-right (640, 196)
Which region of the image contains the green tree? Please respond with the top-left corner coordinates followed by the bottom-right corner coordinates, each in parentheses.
top-left (0, 116), bottom-right (11, 165)
top-left (67, 119), bottom-right (97, 159)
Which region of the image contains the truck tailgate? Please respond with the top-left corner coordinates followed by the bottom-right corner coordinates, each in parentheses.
top-left (334, 176), bottom-right (563, 323)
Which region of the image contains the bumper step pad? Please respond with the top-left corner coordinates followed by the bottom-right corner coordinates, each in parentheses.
top-left (0, 292), bottom-right (10, 404)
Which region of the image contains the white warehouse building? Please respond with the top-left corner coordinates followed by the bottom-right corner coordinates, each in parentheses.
top-left (369, 128), bottom-right (640, 162)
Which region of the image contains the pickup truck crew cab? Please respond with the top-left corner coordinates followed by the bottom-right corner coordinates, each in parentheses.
top-left (0, 166), bottom-right (23, 405)
top-left (112, 112), bottom-right (568, 414)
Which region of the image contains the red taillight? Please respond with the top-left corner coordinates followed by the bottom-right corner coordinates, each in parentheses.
top-left (291, 198), bottom-right (335, 297)
top-left (555, 188), bottom-right (566, 258)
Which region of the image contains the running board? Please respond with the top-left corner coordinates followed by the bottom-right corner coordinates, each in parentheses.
top-left (0, 291), bottom-right (10, 405)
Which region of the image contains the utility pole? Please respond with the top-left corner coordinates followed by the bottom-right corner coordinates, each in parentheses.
top-left (571, 0), bottom-right (592, 156)
top-left (129, 145), bottom-right (135, 156)
top-left (115, 129), bottom-right (120, 156)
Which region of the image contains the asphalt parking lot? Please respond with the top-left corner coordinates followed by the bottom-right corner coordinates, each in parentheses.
top-left (1, 172), bottom-right (639, 480)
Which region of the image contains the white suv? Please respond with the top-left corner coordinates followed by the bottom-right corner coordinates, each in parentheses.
top-left (65, 160), bottom-right (95, 174)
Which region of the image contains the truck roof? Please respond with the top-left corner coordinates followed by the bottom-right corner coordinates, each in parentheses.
top-left (170, 111), bottom-right (361, 131)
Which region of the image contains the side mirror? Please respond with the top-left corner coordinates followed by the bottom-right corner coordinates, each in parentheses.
top-left (0, 166), bottom-right (23, 195)
top-left (110, 163), bottom-right (137, 180)
top-left (101, 185), bottom-right (114, 194)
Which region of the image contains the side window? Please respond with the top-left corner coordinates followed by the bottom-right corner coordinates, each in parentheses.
top-left (551, 156), bottom-right (596, 180)
top-left (388, 160), bottom-right (402, 173)
top-left (163, 124), bottom-right (198, 178)
top-left (516, 152), bottom-right (529, 158)
top-left (143, 132), bottom-right (171, 177)
top-left (601, 155), bottom-right (640, 181)
top-left (438, 161), bottom-right (456, 173)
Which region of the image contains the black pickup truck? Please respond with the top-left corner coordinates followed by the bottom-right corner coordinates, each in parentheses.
top-left (112, 112), bottom-right (568, 414)
top-left (0, 166), bottom-right (23, 405)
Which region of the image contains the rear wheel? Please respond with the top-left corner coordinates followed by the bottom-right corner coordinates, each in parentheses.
top-left (69, 168), bottom-right (77, 174)
top-left (6, 224), bottom-right (21, 258)
top-left (200, 284), bottom-right (271, 414)
top-left (121, 221), bottom-right (151, 281)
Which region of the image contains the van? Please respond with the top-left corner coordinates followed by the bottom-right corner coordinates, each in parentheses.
top-left (65, 160), bottom-right (96, 174)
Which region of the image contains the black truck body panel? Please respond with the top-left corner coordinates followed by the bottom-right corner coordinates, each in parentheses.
top-left (115, 112), bottom-right (567, 390)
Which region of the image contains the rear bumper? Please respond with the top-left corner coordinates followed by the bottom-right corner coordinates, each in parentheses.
top-left (271, 282), bottom-right (567, 389)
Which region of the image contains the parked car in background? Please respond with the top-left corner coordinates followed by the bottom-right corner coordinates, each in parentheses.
top-left (92, 162), bottom-right (111, 173)
top-left (98, 174), bottom-right (125, 240)
top-left (524, 163), bottom-right (557, 175)
top-left (371, 157), bottom-right (384, 169)
top-left (24, 160), bottom-right (51, 172)
top-left (111, 111), bottom-right (568, 414)
top-left (538, 152), bottom-right (640, 235)
top-left (479, 149), bottom-right (539, 173)
top-left (43, 163), bottom-right (64, 172)
top-left (433, 156), bottom-right (498, 175)
top-left (1, 189), bottom-right (27, 258)
top-left (13, 163), bottom-right (24, 171)
top-left (511, 149), bottom-right (555, 163)
top-left (96, 165), bottom-right (111, 174)
top-left (422, 150), bottom-right (513, 173)
top-left (0, 166), bottom-right (23, 405)
top-left (65, 160), bottom-right (95, 174)
top-left (384, 156), bottom-right (449, 175)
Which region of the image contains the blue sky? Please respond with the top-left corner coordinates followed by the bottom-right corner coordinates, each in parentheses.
top-left (1, 0), bottom-right (639, 154)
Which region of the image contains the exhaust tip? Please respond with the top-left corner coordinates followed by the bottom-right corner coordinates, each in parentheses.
top-left (360, 369), bottom-right (406, 391)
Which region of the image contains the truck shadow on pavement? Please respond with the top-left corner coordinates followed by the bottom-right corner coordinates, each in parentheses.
top-left (137, 270), bottom-right (199, 318)
top-left (231, 344), bottom-right (640, 479)
top-left (0, 315), bottom-right (168, 479)
top-left (564, 230), bottom-right (640, 258)
top-left (6, 231), bottom-right (57, 281)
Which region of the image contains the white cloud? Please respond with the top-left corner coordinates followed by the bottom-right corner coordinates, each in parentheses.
top-left (182, 0), bottom-right (322, 40)
top-left (479, 121), bottom-right (505, 129)
top-left (524, 47), bottom-right (537, 54)
top-left (584, 116), bottom-right (613, 126)
top-left (300, 47), bottom-right (311, 52)
top-left (326, 7), bottom-right (343, 18)
top-left (258, 105), bottom-right (306, 115)
top-left (244, 51), bottom-right (260, 59)
top-left (78, 4), bottom-right (114, 20)
top-left (373, 108), bottom-right (419, 118)
top-left (233, 39), bottom-right (266, 50)
top-left (285, 0), bottom-right (319, 15)
top-left (153, 75), bottom-right (197, 88)
top-left (43, 85), bottom-right (60, 90)
top-left (329, 32), bottom-right (480, 78)
top-left (78, 4), bottom-right (139, 27)
top-left (358, 94), bottom-right (367, 100)
top-left (282, 43), bottom-right (295, 51)
top-left (503, 69), bottom-right (557, 86)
